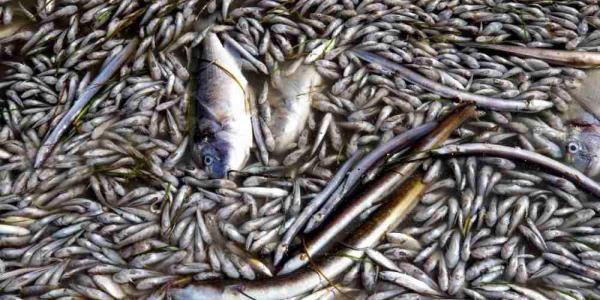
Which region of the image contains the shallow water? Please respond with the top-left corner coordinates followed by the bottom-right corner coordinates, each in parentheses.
top-left (1, 0), bottom-right (600, 299)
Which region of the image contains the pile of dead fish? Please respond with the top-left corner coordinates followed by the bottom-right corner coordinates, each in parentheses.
top-left (2, 0), bottom-right (600, 299)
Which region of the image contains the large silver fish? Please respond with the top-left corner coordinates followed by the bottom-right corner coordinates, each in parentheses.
top-left (564, 126), bottom-right (600, 178)
top-left (268, 63), bottom-right (323, 154)
top-left (192, 33), bottom-right (252, 178)
top-left (564, 69), bottom-right (600, 178)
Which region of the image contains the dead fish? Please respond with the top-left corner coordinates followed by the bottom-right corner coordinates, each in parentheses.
top-left (193, 32), bottom-right (252, 178)
top-left (565, 126), bottom-right (600, 178)
top-left (34, 37), bottom-right (140, 168)
top-left (352, 49), bottom-right (553, 113)
top-left (559, 69), bottom-right (600, 177)
top-left (461, 43), bottom-right (600, 67)
top-left (169, 173), bottom-right (430, 300)
top-left (268, 62), bottom-right (323, 154)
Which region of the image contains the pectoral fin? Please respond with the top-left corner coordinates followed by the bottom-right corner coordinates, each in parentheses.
top-left (196, 101), bottom-right (223, 137)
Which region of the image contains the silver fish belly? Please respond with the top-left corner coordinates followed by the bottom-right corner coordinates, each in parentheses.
top-left (268, 63), bottom-right (323, 154)
top-left (193, 32), bottom-right (252, 178)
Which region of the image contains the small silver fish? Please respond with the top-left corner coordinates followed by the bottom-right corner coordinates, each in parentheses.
top-left (268, 62), bottom-right (323, 154)
top-left (193, 32), bottom-right (252, 178)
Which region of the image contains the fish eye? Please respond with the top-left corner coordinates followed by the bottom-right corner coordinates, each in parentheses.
top-left (567, 142), bottom-right (579, 154)
top-left (203, 155), bottom-right (214, 166)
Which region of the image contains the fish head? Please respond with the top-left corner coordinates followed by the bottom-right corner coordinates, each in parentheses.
top-left (193, 138), bottom-right (232, 179)
top-left (565, 126), bottom-right (600, 178)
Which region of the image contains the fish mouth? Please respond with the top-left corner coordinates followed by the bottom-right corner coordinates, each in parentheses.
top-left (206, 165), bottom-right (228, 179)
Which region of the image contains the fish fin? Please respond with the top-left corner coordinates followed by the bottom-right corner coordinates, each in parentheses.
top-left (196, 101), bottom-right (223, 137)
top-left (196, 119), bottom-right (222, 138)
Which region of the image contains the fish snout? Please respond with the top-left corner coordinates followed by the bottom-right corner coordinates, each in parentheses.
top-left (205, 163), bottom-right (228, 179)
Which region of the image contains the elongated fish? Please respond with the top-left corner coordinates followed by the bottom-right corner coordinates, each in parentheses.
top-left (192, 33), bottom-right (252, 178)
top-left (352, 50), bottom-right (553, 113)
top-left (454, 44), bottom-right (600, 177)
top-left (461, 43), bottom-right (600, 67)
top-left (268, 63), bottom-right (323, 154)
